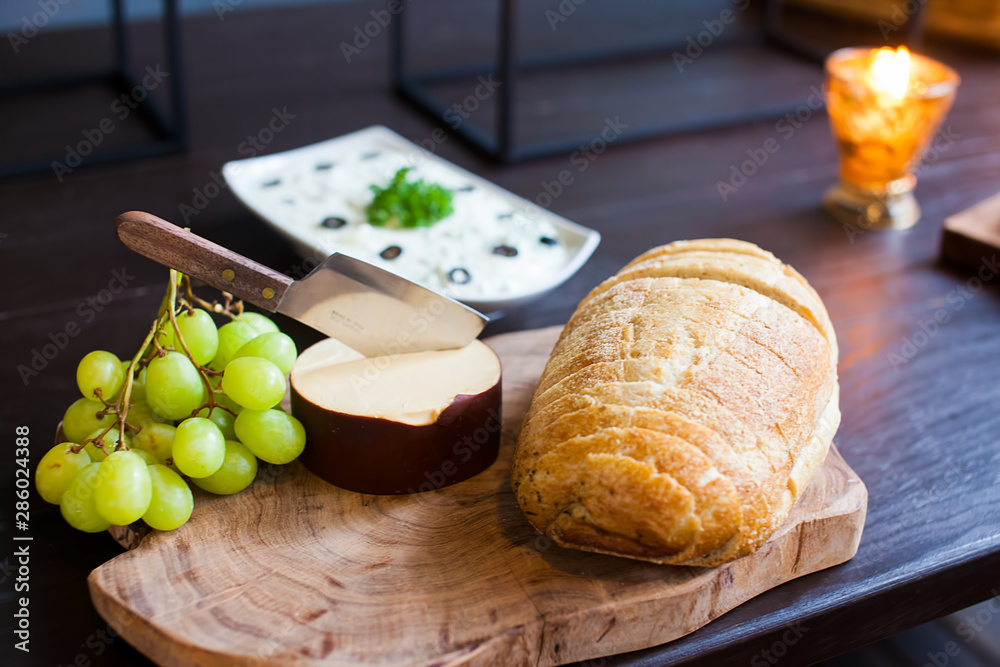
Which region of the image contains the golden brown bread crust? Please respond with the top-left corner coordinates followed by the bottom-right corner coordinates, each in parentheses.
top-left (512, 239), bottom-right (840, 566)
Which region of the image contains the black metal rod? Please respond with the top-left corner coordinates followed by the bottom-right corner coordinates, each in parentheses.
top-left (0, 0), bottom-right (188, 180)
top-left (496, 0), bottom-right (517, 162)
top-left (113, 71), bottom-right (172, 139)
top-left (0, 71), bottom-right (115, 96)
top-left (0, 141), bottom-right (183, 180)
top-left (407, 33), bottom-right (763, 86)
top-left (762, 0), bottom-right (827, 64)
top-left (397, 65), bottom-right (818, 165)
top-left (390, 0), bottom-right (405, 84)
top-left (507, 100), bottom-right (820, 162)
top-left (164, 0), bottom-right (188, 147)
top-left (396, 75), bottom-right (497, 155)
top-left (111, 0), bottom-right (129, 77)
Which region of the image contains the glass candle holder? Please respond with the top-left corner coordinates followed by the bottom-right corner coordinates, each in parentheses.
top-left (824, 47), bottom-right (960, 231)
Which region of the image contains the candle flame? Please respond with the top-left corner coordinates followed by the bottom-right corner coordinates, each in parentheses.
top-left (871, 46), bottom-right (911, 99)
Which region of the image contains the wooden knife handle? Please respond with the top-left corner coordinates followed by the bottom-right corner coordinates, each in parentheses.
top-left (115, 211), bottom-right (293, 311)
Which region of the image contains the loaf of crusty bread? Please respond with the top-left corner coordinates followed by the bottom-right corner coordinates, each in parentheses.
top-left (511, 239), bottom-right (840, 566)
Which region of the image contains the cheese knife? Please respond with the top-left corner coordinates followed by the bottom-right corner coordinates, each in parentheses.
top-left (115, 211), bottom-right (488, 356)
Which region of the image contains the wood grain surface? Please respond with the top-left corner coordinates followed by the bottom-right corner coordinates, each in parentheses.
top-left (5, 2), bottom-right (1000, 666)
top-left (87, 326), bottom-right (866, 667)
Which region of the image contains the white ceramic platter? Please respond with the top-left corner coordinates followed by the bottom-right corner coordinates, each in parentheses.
top-left (222, 126), bottom-right (600, 313)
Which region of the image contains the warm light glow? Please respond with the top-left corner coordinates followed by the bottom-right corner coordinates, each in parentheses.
top-left (871, 46), bottom-right (911, 99)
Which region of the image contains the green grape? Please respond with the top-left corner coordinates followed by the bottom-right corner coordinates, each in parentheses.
top-left (233, 332), bottom-right (297, 375)
top-left (237, 312), bottom-right (280, 336)
top-left (213, 390), bottom-right (243, 414)
top-left (36, 443), bottom-right (91, 504)
top-left (62, 398), bottom-right (116, 443)
top-left (209, 320), bottom-right (258, 371)
top-left (83, 427), bottom-right (131, 463)
top-left (124, 401), bottom-right (171, 429)
top-left (146, 352), bottom-right (205, 420)
top-left (159, 309), bottom-right (219, 366)
top-left (77, 350), bottom-right (125, 400)
top-left (131, 422), bottom-right (176, 463)
top-left (132, 448), bottom-right (159, 465)
top-left (222, 357), bottom-right (285, 411)
top-left (235, 409), bottom-right (306, 464)
top-left (83, 443), bottom-right (107, 463)
top-left (120, 361), bottom-right (146, 403)
top-left (94, 451), bottom-right (153, 525)
top-left (142, 465), bottom-right (194, 530)
top-left (172, 417), bottom-right (225, 478)
top-left (195, 405), bottom-right (237, 440)
top-left (60, 463), bottom-right (111, 533)
top-left (191, 440), bottom-right (258, 495)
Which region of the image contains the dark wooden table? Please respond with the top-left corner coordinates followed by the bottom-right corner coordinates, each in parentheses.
top-left (2, 2), bottom-right (999, 666)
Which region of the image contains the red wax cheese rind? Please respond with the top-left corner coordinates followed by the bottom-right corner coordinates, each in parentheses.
top-left (290, 339), bottom-right (502, 495)
top-left (293, 383), bottom-right (501, 494)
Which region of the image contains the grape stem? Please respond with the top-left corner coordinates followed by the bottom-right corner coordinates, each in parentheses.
top-left (72, 270), bottom-right (247, 456)
top-left (182, 275), bottom-right (243, 320)
top-left (168, 271), bottom-right (241, 419)
top-left (73, 311), bottom-right (169, 456)
top-left (115, 311), bottom-right (170, 449)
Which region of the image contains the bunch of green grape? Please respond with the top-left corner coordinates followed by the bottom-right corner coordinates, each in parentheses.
top-left (35, 272), bottom-right (306, 534)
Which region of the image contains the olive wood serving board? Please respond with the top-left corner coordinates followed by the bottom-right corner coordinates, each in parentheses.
top-left (87, 325), bottom-right (868, 667)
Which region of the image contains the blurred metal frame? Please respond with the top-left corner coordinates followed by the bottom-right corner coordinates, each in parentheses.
top-left (0, 0), bottom-right (188, 179)
top-left (391, 0), bottom-right (927, 164)
top-left (764, 0), bottom-right (929, 61)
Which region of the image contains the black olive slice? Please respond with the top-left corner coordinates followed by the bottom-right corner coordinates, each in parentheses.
top-left (448, 268), bottom-right (472, 284)
top-left (492, 245), bottom-right (518, 257)
top-left (380, 245), bottom-right (402, 260)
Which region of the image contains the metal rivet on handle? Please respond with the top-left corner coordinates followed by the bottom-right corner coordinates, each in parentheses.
top-left (221, 269), bottom-right (235, 282)
top-left (262, 287), bottom-right (276, 300)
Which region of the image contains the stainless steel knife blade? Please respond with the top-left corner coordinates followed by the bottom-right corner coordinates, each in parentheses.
top-left (114, 211), bottom-right (488, 356)
top-left (276, 253), bottom-right (487, 356)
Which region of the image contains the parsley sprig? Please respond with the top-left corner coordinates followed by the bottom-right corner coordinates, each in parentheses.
top-left (365, 167), bottom-right (454, 230)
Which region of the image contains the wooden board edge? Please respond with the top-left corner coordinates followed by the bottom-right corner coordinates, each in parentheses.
top-left (528, 448), bottom-right (868, 666)
top-left (941, 191), bottom-right (1000, 273)
top-left (88, 450), bottom-right (867, 667)
top-left (88, 572), bottom-right (250, 667)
